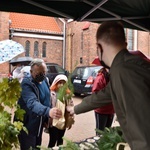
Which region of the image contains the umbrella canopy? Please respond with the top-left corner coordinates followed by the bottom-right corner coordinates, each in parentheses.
top-left (0, 39), bottom-right (25, 64)
top-left (9, 56), bottom-right (33, 66)
top-left (0, 0), bottom-right (150, 31)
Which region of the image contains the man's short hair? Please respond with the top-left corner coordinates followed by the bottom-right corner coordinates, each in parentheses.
top-left (30, 58), bottom-right (45, 68)
top-left (96, 21), bottom-right (126, 46)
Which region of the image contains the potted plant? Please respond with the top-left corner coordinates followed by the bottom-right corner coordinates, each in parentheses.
top-left (96, 127), bottom-right (126, 150)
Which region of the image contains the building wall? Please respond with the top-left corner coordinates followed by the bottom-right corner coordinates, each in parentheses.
top-left (66, 22), bottom-right (150, 73)
top-left (0, 12), bottom-right (10, 77)
top-left (137, 31), bottom-right (150, 57)
top-left (12, 36), bottom-right (63, 65)
top-left (0, 12), bottom-right (9, 41)
top-left (66, 21), bottom-right (99, 72)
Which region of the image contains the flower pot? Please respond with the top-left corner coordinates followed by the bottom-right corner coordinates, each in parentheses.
top-left (116, 142), bottom-right (131, 150)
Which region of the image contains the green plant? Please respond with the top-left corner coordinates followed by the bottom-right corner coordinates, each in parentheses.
top-left (0, 78), bottom-right (27, 150)
top-left (39, 127), bottom-right (125, 150)
top-left (96, 127), bottom-right (126, 150)
top-left (61, 137), bottom-right (80, 150)
top-left (57, 76), bottom-right (74, 103)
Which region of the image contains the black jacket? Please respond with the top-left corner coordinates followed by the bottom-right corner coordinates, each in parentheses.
top-left (75, 49), bottom-right (150, 150)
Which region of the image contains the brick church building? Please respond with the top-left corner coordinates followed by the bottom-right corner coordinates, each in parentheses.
top-left (0, 11), bottom-right (150, 77)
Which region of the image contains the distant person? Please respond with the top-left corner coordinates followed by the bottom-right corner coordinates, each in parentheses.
top-left (12, 63), bottom-right (24, 83)
top-left (12, 63), bottom-right (31, 83)
top-left (20, 65), bottom-right (31, 78)
top-left (16, 58), bottom-right (62, 150)
top-left (92, 67), bottom-right (114, 133)
top-left (67, 21), bottom-right (150, 150)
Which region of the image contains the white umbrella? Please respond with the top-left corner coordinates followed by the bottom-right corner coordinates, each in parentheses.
top-left (0, 39), bottom-right (25, 64)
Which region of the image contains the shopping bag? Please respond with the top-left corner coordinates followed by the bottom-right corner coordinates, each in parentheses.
top-left (64, 99), bottom-right (75, 129)
top-left (65, 110), bottom-right (75, 129)
top-left (52, 99), bottom-right (66, 130)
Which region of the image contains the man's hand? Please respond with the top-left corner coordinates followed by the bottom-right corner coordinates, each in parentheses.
top-left (66, 105), bottom-right (75, 115)
top-left (49, 107), bottom-right (62, 119)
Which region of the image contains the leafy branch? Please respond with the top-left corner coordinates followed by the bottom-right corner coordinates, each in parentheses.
top-left (96, 127), bottom-right (126, 150)
top-left (0, 78), bottom-right (27, 150)
top-left (57, 76), bottom-right (74, 103)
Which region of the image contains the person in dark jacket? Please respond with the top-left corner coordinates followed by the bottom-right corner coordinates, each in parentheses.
top-left (67, 21), bottom-right (150, 150)
top-left (17, 58), bottom-right (62, 150)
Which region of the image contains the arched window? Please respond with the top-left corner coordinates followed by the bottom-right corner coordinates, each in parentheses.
top-left (34, 41), bottom-right (39, 57)
top-left (42, 42), bottom-right (47, 57)
top-left (25, 40), bottom-right (30, 56)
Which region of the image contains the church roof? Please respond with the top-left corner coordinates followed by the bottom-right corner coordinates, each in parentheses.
top-left (9, 12), bottom-right (62, 34)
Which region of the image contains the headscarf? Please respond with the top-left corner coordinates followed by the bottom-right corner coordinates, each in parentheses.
top-left (50, 74), bottom-right (68, 92)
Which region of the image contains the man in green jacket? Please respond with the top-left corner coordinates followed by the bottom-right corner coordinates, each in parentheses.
top-left (68, 21), bottom-right (150, 150)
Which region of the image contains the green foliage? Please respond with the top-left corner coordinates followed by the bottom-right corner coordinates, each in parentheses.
top-left (0, 78), bottom-right (27, 150)
top-left (67, 76), bottom-right (74, 96)
top-left (61, 137), bottom-right (80, 150)
top-left (57, 76), bottom-right (74, 103)
top-left (96, 127), bottom-right (126, 150)
top-left (62, 127), bottom-right (125, 150)
top-left (15, 105), bottom-right (26, 121)
top-left (38, 127), bottom-right (125, 150)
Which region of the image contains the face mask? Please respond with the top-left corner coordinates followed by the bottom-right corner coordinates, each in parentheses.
top-left (34, 73), bottom-right (45, 82)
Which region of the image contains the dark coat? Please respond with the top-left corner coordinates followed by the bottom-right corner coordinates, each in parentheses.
top-left (18, 76), bottom-right (50, 136)
top-left (74, 49), bottom-right (150, 150)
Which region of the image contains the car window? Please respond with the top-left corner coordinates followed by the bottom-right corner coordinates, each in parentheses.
top-left (91, 66), bottom-right (103, 76)
top-left (72, 66), bottom-right (102, 79)
top-left (83, 68), bottom-right (90, 78)
top-left (72, 67), bottom-right (84, 76)
top-left (91, 68), bottom-right (100, 77)
top-left (56, 65), bottom-right (65, 73)
top-left (47, 66), bottom-right (57, 73)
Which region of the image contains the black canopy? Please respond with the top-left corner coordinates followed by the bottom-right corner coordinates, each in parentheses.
top-left (9, 57), bottom-right (33, 66)
top-left (0, 0), bottom-right (150, 31)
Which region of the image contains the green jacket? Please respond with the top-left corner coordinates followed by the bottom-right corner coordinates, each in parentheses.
top-left (74, 49), bottom-right (150, 150)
